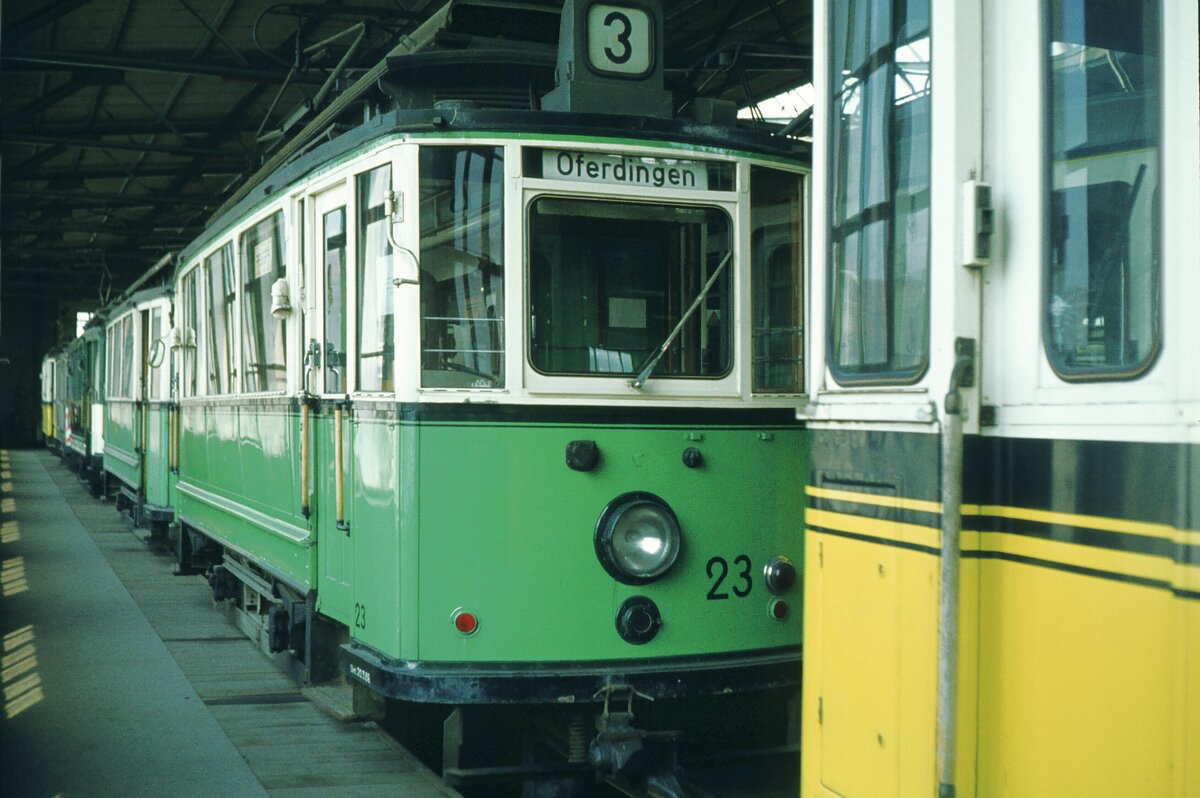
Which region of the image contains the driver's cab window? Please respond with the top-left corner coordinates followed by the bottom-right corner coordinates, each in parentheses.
top-left (419, 146), bottom-right (505, 389)
top-left (528, 198), bottom-right (732, 379)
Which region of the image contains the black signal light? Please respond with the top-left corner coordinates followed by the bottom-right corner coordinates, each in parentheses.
top-left (764, 556), bottom-right (797, 595)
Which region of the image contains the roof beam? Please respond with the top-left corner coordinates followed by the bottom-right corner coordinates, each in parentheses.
top-left (2, 76), bottom-right (92, 122)
top-left (10, 165), bottom-right (240, 181)
top-left (5, 188), bottom-right (213, 209)
top-left (2, 221), bottom-right (196, 238)
top-left (175, 0), bottom-right (250, 66)
top-left (3, 133), bottom-right (246, 160)
top-left (6, 121), bottom-right (257, 138)
top-left (4, 0), bottom-right (91, 42)
top-left (2, 246), bottom-right (161, 263)
top-left (7, 145), bottom-right (69, 179)
top-left (1, 48), bottom-right (328, 84)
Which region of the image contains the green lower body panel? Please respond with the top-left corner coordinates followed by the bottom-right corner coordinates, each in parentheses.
top-left (176, 400), bottom-right (313, 591)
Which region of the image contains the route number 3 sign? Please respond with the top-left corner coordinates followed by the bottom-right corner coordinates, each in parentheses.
top-left (586, 4), bottom-right (653, 77)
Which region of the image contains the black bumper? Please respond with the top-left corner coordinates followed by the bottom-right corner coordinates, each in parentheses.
top-left (341, 642), bottom-right (802, 705)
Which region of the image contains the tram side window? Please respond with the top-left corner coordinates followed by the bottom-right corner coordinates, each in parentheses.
top-left (205, 242), bottom-right (237, 394)
top-left (419, 147), bottom-right (505, 389)
top-left (93, 336), bottom-right (104, 400)
top-left (358, 165), bottom-right (395, 392)
top-left (1044, 0), bottom-right (1160, 378)
top-left (828, 0), bottom-right (931, 383)
top-left (240, 211), bottom-right (288, 393)
top-left (121, 316), bottom-right (135, 398)
top-left (324, 206), bottom-right (348, 394)
top-left (751, 167), bottom-right (804, 393)
top-left (108, 317), bottom-right (130, 400)
top-left (148, 307), bottom-right (164, 401)
top-left (106, 329), bottom-right (115, 399)
top-left (180, 268), bottom-right (199, 397)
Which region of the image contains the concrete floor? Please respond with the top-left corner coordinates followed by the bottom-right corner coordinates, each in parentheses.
top-left (0, 449), bottom-right (457, 798)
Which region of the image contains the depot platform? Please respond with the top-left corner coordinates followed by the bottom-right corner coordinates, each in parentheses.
top-left (0, 448), bottom-right (459, 798)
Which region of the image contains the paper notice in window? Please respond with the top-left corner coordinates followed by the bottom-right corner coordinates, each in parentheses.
top-left (253, 239), bottom-right (275, 279)
top-left (609, 297), bottom-right (646, 328)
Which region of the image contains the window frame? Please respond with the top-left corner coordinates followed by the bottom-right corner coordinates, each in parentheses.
top-left (524, 193), bottom-right (736, 382)
top-left (824, 0), bottom-right (932, 386)
top-left (417, 145), bottom-right (508, 391)
top-left (1040, 0), bottom-right (1163, 382)
top-left (750, 165), bottom-right (806, 395)
top-left (238, 209), bottom-right (289, 395)
top-left (202, 240), bottom-right (238, 396)
top-left (177, 263), bottom-right (202, 399)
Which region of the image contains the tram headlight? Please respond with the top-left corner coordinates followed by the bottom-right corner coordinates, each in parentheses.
top-left (595, 492), bottom-right (681, 584)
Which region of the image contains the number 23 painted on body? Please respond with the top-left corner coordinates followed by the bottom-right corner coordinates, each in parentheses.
top-left (707, 555), bottom-right (752, 600)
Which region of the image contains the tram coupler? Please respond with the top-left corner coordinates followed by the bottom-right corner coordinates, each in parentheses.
top-left (589, 685), bottom-right (688, 798)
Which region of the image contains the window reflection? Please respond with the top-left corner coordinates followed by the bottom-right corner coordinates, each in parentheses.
top-left (180, 270), bottom-right (199, 397)
top-left (148, 308), bottom-right (163, 400)
top-left (1044, 0), bottom-right (1160, 377)
top-left (751, 167), bottom-right (804, 393)
top-left (357, 166), bottom-right (395, 392)
top-left (323, 207), bottom-right (348, 394)
top-left (419, 147), bottom-right (505, 389)
top-left (204, 243), bottom-right (236, 394)
top-left (828, 0), bottom-right (931, 382)
top-left (240, 212), bottom-right (288, 393)
top-left (529, 199), bottom-right (731, 379)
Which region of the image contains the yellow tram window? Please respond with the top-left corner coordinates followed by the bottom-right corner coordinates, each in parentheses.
top-left (1044, 0), bottom-right (1161, 379)
top-left (827, 0), bottom-right (931, 384)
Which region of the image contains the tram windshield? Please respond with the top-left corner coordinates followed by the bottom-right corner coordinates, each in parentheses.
top-left (528, 198), bottom-right (732, 379)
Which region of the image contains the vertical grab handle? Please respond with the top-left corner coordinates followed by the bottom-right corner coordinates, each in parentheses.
top-left (300, 401), bottom-right (311, 518)
top-left (335, 404), bottom-right (350, 533)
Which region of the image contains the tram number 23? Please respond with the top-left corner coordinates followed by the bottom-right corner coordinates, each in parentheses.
top-left (353, 602), bottom-right (367, 630)
top-left (707, 555), bottom-right (752, 600)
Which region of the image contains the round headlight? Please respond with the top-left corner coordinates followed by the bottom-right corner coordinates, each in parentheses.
top-left (595, 492), bottom-right (681, 584)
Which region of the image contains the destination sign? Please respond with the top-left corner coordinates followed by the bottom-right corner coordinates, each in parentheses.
top-left (542, 150), bottom-right (709, 191)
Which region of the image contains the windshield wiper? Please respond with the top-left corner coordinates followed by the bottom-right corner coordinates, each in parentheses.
top-left (629, 249), bottom-right (733, 389)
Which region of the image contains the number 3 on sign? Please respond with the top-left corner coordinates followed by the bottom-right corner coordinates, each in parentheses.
top-left (587, 4), bottom-right (652, 76)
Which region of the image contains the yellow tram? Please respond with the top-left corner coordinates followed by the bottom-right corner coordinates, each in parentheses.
top-left (800, 0), bottom-right (1198, 796)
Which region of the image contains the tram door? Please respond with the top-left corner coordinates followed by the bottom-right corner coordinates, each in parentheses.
top-left (137, 308), bottom-right (151, 498)
top-left (310, 184), bottom-right (354, 625)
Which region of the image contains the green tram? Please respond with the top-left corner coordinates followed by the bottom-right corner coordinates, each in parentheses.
top-left (93, 1), bottom-right (811, 792)
top-left (62, 315), bottom-right (107, 495)
top-left (171, 121), bottom-right (807, 788)
top-left (104, 287), bottom-right (177, 536)
top-left (162, 5), bottom-right (808, 790)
